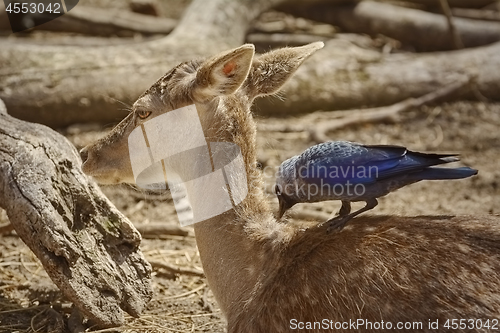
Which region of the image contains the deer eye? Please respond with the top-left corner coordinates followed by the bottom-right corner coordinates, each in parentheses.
top-left (137, 110), bottom-right (152, 119)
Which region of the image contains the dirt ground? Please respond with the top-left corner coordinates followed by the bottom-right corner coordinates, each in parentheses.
top-left (0, 100), bottom-right (499, 332)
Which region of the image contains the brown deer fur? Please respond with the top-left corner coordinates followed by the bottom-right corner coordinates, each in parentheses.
top-left (81, 43), bottom-right (500, 332)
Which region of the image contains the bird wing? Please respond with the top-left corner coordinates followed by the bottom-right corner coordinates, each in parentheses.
top-left (297, 141), bottom-right (458, 185)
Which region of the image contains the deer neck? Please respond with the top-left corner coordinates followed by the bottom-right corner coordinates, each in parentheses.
top-left (192, 96), bottom-right (290, 316)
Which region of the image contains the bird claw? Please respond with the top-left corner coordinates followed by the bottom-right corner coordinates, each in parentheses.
top-left (325, 216), bottom-right (350, 233)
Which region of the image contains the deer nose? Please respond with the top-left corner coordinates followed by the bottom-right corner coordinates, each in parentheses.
top-left (80, 146), bottom-right (89, 163)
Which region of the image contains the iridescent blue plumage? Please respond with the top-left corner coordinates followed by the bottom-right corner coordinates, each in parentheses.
top-left (275, 141), bottom-right (478, 230)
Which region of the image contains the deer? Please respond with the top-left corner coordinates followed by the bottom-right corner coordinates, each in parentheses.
top-left (81, 42), bottom-right (500, 333)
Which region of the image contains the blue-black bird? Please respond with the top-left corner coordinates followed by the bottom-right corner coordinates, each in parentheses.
top-left (275, 141), bottom-right (478, 230)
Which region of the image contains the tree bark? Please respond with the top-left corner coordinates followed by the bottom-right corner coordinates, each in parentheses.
top-left (0, 99), bottom-right (152, 328)
top-left (282, 1), bottom-right (500, 51)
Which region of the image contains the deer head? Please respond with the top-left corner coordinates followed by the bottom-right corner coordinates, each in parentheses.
top-left (81, 42), bottom-right (324, 187)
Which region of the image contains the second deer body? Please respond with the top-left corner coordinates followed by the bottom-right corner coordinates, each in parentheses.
top-left (81, 42), bottom-right (500, 332)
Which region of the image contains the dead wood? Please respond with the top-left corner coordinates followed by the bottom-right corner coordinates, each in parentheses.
top-left (134, 222), bottom-right (189, 237)
top-left (407, 0), bottom-right (495, 7)
top-left (279, 0), bottom-right (496, 9)
top-left (483, 1), bottom-right (500, 10)
top-left (31, 6), bottom-right (176, 36)
top-left (439, 0), bottom-right (464, 49)
top-left (282, 1), bottom-right (500, 51)
top-left (130, 0), bottom-right (162, 17)
top-left (0, 0), bottom-right (284, 127)
top-left (1, 35), bottom-right (147, 47)
top-left (0, 98), bottom-right (152, 327)
top-left (308, 76), bottom-right (471, 142)
top-left (149, 261), bottom-right (205, 277)
top-left (451, 8), bottom-right (500, 21)
top-left (1, 0), bottom-right (500, 126)
top-left (258, 77), bottom-right (470, 142)
top-left (254, 38), bottom-right (500, 115)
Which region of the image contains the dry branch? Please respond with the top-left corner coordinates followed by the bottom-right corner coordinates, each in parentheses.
top-left (282, 1), bottom-right (500, 51)
top-left (439, 0), bottom-right (464, 49)
top-left (32, 6), bottom-right (177, 36)
top-left (129, 0), bottom-right (162, 17)
top-left (149, 261), bottom-right (205, 277)
top-left (0, 99), bottom-right (152, 328)
top-left (308, 76), bottom-right (471, 142)
top-left (134, 222), bottom-right (189, 238)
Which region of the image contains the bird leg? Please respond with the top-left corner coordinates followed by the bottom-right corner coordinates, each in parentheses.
top-left (338, 200), bottom-right (351, 216)
top-left (325, 198), bottom-right (378, 232)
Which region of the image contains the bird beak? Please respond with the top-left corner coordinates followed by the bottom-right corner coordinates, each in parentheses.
top-left (278, 196), bottom-right (293, 219)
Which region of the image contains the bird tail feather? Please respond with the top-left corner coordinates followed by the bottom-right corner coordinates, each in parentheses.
top-left (414, 167), bottom-right (478, 180)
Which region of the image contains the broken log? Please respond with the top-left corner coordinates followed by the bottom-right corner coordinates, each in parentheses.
top-left (1, 0), bottom-right (500, 127)
top-left (282, 1), bottom-right (500, 51)
top-left (0, 98), bottom-right (152, 327)
top-left (308, 76), bottom-right (471, 142)
top-left (31, 6), bottom-right (176, 36)
top-left (278, 0), bottom-right (496, 9)
top-left (254, 38), bottom-right (500, 115)
top-left (0, 0), bottom-right (285, 127)
top-left (451, 8), bottom-right (500, 21)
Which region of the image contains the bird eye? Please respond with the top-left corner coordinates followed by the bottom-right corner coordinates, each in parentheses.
top-left (137, 110), bottom-right (152, 119)
top-left (275, 185), bottom-right (281, 195)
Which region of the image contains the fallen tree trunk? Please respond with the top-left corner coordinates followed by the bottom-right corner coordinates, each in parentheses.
top-left (1, 0), bottom-right (500, 127)
top-left (451, 8), bottom-right (500, 21)
top-left (255, 38), bottom-right (500, 115)
top-left (279, 0), bottom-right (497, 9)
top-left (3, 35), bottom-right (500, 125)
top-left (407, 0), bottom-right (495, 7)
top-left (0, 0), bottom-right (284, 127)
top-left (0, 99), bottom-right (152, 328)
top-left (257, 77), bottom-right (471, 141)
top-left (32, 6), bottom-right (177, 36)
top-left (282, 1), bottom-right (500, 51)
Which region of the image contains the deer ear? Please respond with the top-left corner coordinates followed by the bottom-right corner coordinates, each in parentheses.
top-left (246, 42), bottom-right (324, 99)
top-left (193, 44), bottom-right (255, 101)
